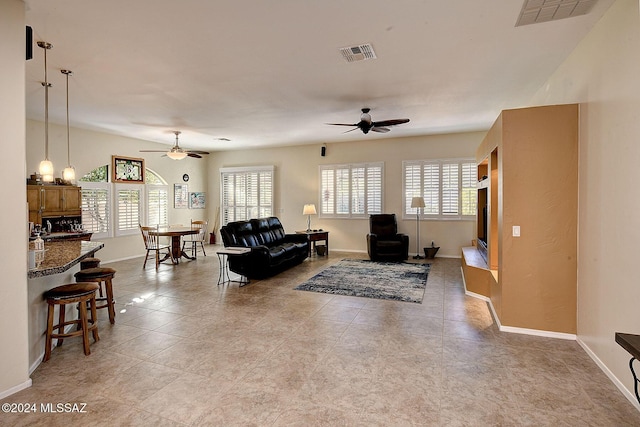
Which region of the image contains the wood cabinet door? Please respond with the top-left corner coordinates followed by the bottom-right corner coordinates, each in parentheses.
top-left (42, 187), bottom-right (63, 212)
top-left (62, 186), bottom-right (81, 210)
top-left (27, 186), bottom-right (42, 211)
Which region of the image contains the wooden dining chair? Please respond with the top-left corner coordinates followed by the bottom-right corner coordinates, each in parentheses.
top-left (139, 225), bottom-right (173, 269)
top-left (182, 220), bottom-right (208, 258)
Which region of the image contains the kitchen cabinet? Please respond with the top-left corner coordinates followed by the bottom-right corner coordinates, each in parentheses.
top-left (27, 185), bottom-right (82, 225)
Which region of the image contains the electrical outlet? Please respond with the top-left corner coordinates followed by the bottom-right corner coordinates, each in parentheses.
top-left (512, 225), bottom-right (520, 237)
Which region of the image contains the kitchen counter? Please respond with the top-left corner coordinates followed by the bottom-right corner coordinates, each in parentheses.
top-left (29, 231), bottom-right (93, 242)
top-left (28, 240), bottom-right (104, 279)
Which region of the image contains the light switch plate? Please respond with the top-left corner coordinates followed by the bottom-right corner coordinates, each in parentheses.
top-left (513, 225), bottom-right (521, 237)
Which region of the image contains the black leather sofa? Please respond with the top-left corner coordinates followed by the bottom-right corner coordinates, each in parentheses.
top-left (220, 217), bottom-right (309, 279)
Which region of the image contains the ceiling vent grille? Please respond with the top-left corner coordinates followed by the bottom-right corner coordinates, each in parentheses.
top-left (339, 44), bottom-right (377, 63)
top-left (515, 0), bottom-right (598, 27)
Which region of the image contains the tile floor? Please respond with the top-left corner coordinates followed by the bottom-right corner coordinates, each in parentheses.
top-left (2, 247), bottom-right (640, 426)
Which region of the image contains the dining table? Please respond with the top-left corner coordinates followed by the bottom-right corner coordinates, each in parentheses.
top-left (151, 226), bottom-right (200, 263)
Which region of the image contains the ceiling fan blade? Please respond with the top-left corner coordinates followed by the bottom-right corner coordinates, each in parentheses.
top-left (139, 150), bottom-right (169, 153)
top-left (187, 150), bottom-right (210, 155)
top-left (372, 118), bottom-right (410, 127)
top-left (342, 127), bottom-right (360, 134)
top-left (327, 123), bottom-right (359, 127)
top-left (371, 127), bottom-right (390, 133)
top-left (187, 153), bottom-right (202, 159)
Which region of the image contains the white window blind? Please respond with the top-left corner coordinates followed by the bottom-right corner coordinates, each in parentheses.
top-left (221, 166), bottom-right (274, 225)
top-left (403, 159), bottom-right (476, 220)
top-left (115, 184), bottom-right (143, 236)
top-left (80, 182), bottom-right (110, 238)
top-left (147, 185), bottom-right (168, 227)
top-left (320, 162), bottom-right (383, 218)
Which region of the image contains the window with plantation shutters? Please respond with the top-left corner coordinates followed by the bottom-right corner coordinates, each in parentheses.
top-left (115, 184), bottom-right (143, 236)
top-left (461, 162), bottom-right (477, 216)
top-left (147, 185), bottom-right (168, 227)
top-left (80, 183), bottom-right (110, 238)
top-left (80, 166), bottom-right (169, 238)
top-left (221, 166), bottom-right (274, 225)
top-left (403, 159), bottom-right (476, 220)
top-left (319, 162), bottom-right (383, 218)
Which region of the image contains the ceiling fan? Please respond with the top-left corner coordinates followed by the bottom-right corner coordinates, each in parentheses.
top-left (139, 131), bottom-right (210, 160)
top-left (327, 108), bottom-right (410, 134)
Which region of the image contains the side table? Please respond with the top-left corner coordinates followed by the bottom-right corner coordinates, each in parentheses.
top-left (296, 230), bottom-right (329, 257)
top-left (216, 247), bottom-right (251, 286)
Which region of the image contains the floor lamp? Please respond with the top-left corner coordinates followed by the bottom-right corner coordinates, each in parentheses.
top-left (411, 197), bottom-right (425, 259)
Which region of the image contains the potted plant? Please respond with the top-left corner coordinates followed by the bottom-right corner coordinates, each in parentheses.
top-left (424, 241), bottom-right (440, 259)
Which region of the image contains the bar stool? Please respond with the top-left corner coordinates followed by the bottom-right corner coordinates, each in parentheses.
top-left (43, 282), bottom-right (100, 362)
top-left (80, 257), bottom-right (101, 270)
top-left (74, 267), bottom-right (117, 324)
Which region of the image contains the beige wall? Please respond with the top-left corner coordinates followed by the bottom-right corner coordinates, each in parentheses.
top-left (25, 120), bottom-right (209, 261)
top-left (0, 0), bottom-right (31, 398)
top-left (207, 132), bottom-right (483, 257)
top-left (530, 0), bottom-right (640, 402)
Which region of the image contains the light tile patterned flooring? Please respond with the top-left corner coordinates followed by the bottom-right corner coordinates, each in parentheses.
top-left (3, 247), bottom-right (640, 426)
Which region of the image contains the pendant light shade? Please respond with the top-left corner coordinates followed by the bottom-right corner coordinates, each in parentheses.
top-left (37, 41), bottom-right (54, 182)
top-left (61, 69), bottom-right (75, 183)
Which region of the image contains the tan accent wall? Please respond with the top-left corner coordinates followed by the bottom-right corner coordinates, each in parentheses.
top-left (476, 104), bottom-right (578, 334)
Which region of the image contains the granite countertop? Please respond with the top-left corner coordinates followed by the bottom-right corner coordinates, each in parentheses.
top-left (29, 231), bottom-right (93, 241)
top-left (28, 240), bottom-right (104, 279)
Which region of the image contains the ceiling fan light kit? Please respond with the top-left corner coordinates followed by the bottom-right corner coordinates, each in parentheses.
top-left (167, 150), bottom-right (188, 160)
top-left (139, 130), bottom-right (209, 160)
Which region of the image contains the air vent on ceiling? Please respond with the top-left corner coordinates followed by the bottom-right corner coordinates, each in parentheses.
top-left (339, 44), bottom-right (377, 63)
top-left (515, 0), bottom-right (598, 27)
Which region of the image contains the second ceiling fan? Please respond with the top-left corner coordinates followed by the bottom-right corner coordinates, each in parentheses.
top-left (327, 108), bottom-right (410, 134)
top-left (140, 131), bottom-right (210, 160)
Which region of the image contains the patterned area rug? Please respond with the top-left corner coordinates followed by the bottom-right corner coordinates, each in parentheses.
top-left (294, 259), bottom-right (431, 303)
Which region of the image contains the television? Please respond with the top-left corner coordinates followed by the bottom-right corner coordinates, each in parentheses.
top-left (477, 187), bottom-right (488, 263)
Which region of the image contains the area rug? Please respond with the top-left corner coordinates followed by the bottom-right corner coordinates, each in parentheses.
top-left (294, 259), bottom-right (431, 303)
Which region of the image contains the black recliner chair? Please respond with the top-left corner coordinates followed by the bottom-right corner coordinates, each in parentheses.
top-left (366, 214), bottom-right (409, 261)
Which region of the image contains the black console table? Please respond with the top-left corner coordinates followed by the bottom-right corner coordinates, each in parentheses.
top-left (615, 332), bottom-right (640, 404)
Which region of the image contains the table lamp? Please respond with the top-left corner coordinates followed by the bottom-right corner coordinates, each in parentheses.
top-left (411, 196), bottom-right (425, 259)
top-left (303, 204), bottom-right (317, 232)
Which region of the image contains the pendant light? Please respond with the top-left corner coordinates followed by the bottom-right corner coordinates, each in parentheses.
top-left (61, 69), bottom-right (75, 183)
top-left (37, 41), bottom-right (54, 182)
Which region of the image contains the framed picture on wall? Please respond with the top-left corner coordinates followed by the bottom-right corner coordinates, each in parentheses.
top-left (189, 192), bottom-right (205, 209)
top-left (174, 184), bottom-right (188, 209)
top-left (112, 155), bottom-right (145, 183)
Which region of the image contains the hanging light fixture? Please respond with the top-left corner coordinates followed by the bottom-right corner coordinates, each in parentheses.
top-left (166, 131), bottom-right (188, 160)
top-left (37, 41), bottom-right (54, 182)
top-left (61, 69), bottom-right (75, 183)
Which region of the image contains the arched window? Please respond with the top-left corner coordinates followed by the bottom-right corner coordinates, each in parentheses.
top-left (79, 166), bottom-right (169, 238)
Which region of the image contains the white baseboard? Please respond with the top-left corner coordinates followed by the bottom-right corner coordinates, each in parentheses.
top-left (0, 378), bottom-right (32, 400)
top-left (577, 338), bottom-right (640, 412)
top-left (461, 269), bottom-right (640, 411)
top-left (461, 267), bottom-right (575, 340)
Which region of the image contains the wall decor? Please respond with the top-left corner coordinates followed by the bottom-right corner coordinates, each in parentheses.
top-left (174, 184), bottom-right (188, 209)
top-left (189, 192), bottom-right (205, 209)
top-left (112, 155), bottom-right (145, 183)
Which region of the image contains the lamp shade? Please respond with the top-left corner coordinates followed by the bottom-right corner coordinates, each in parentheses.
top-left (39, 159), bottom-right (54, 181)
top-left (411, 196), bottom-right (425, 208)
top-left (302, 204), bottom-right (317, 215)
top-left (167, 150), bottom-right (188, 160)
top-left (62, 166), bottom-right (76, 181)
